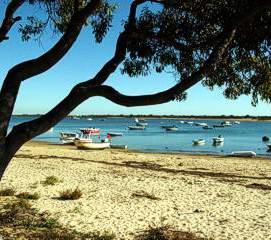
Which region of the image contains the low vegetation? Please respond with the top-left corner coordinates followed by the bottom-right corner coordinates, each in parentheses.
top-left (59, 188), bottom-right (82, 200)
top-left (0, 188), bottom-right (16, 196)
top-left (0, 199), bottom-right (116, 239)
top-left (42, 176), bottom-right (62, 186)
top-left (16, 192), bottom-right (40, 200)
top-left (135, 226), bottom-right (211, 240)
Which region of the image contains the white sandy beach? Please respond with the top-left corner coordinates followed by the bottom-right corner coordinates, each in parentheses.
top-left (1, 141), bottom-right (271, 240)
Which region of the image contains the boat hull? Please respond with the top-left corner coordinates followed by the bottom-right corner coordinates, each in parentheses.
top-left (75, 141), bottom-right (110, 150)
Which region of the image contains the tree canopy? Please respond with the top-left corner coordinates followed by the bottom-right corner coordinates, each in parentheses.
top-left (0, 0), bottom-right (271, 178)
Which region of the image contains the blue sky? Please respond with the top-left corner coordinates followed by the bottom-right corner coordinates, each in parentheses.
top-left (0, 1), bottom-right (270, 116)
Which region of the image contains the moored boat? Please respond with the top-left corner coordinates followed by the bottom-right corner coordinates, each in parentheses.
top-left (165, 126), bottom-right (178, 131)
top-left (59, 132), bottom-right (78, 144)
top-left (107, 132), bottom-right (123, 137)
top-left (221, 121), bottom-right (232, 126)
top-left (193, 139), bottom-right (206, 145)
top-left (213, 135), bottom-right (224, 144)
top-left (128, 125), bottom-right (145, 130)
top-left (230, 151), bottom-right (256, 157)
top-left (75, 140), bottom-right (110, 150)
top-left (195, 122), bottom-right (208, 127)
top-left (213, 124), bottom-right (225, 128)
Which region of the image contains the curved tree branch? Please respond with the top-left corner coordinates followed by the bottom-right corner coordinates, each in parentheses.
top-left (0, 0), bottom-right (25, 43)
top-left (0, 0), bottom-right (101, 142)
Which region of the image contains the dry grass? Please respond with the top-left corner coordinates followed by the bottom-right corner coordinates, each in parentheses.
top-left (0, 188), bottom-right (16, 196)
top-left (16, 192), bottom-right (40, 200)
top-left (59, 188), bottom-right (82, 200)
top-left (42, 175), bottom-right (62, 186)
top-left (135, 226), bottom-right (211, 240)
top-left (0, 199), bottom-right (115, 240)
top-left (131, 190), bottom-right (161, 200)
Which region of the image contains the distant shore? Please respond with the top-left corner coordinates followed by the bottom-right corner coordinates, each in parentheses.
top-left (12, 114), bottom-right (271, 122)
top-left (1, 141), bottom-right (271, 240)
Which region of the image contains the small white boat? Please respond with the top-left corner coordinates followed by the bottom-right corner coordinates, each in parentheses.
top-left (195, 122), bottom-right (208, 127)
top-left (165, 126), bottom-right (178, 131)
top-left (221, 121), bottom-right (232, 126)
top-left (187, 121), bottom-right (194, 125)
top-left (87, 118), bottom-right (93, 121)
top-left (110, 144), bottom-right (128, 149)
top-left (72, 117), bottom-right (80, 120)
top-left (193, 139), bottom-right (206, 145)
top-left (180, 121), bottom-right (184, 124)
top-left (59, 132), bottom-right (78, 144)
top-left (75, 140), bottom-right (110, 150)
top-left (213, 136), bottom-right (224, 144)
top-left (234, 121), bottom-right (240, 124)
top-left (230, 151), bottom-right (256, 157)
top-left (107, 132), bottom-right (123, 137)
top-left (128, 125), bottom-right (145, 130)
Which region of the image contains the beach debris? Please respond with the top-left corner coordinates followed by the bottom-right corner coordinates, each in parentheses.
top-left (131, 190), bottom-right (161, 200)
top-left (123, 161), bottom-right (162, 170)
top-left (245, 183), bottom-right (271, 191)
top-left (135, 225), bottom-right (209, 240)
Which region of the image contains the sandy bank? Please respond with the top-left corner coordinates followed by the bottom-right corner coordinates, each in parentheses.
top-left (1, 141), bottom-right (271, 240)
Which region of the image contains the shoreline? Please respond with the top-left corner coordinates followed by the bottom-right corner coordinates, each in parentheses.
top-left (27, 140), bottom-right (271, 160)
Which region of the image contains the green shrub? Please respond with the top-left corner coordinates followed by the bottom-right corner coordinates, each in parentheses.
top-left (42, 176), bottom-right (62, 186)
top-left (16, 192), bottom-right (40, 200)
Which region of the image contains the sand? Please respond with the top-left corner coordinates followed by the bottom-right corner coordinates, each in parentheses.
top-left (1, 141), bottom-right (271, 240)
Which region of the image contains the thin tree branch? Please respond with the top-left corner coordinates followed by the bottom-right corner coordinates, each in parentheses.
top-left (0, 0), bottom-right (25, 43)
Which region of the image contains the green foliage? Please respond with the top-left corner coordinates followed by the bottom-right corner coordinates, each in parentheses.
top-left (19, 16), bottom-right (46, 41)
top-left (122, 0), bottom-right (271, 105)
top-left (18, 0), bottom-right (117, 43)
top-left (89, 2), bottom-right (118, 43)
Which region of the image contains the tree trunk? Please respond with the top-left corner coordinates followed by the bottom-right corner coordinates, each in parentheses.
top-left (0, 145), bottom-right (9, 180)
top-left (0, 140), bottom-right (21, 180)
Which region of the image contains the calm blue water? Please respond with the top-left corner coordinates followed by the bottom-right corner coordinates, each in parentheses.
top-left (8, 116), bottom-right (271, 156)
